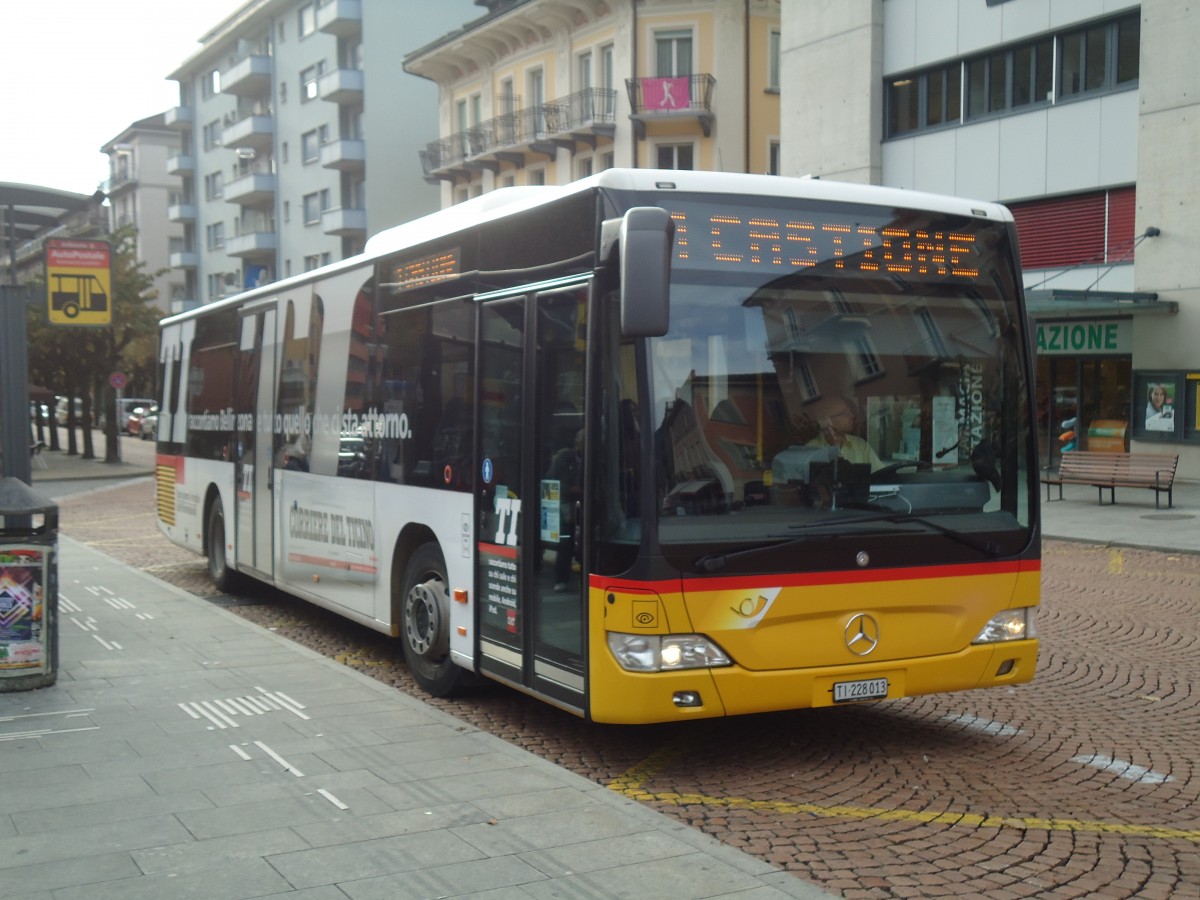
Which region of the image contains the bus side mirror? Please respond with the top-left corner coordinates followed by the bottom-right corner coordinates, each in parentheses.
top-left (619, 207), bottom-right (673, 337)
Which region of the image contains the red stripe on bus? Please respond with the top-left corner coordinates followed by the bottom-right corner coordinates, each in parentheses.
top-left (478, 542), bottom-right (518, 559)
top-left (590, 559), bottom-right (1039, 594)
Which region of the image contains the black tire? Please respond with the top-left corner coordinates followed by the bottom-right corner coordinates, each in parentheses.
top-left (400, 543), bottom-right (464, 697)
top-left (206, 500), bottom-right (235, 592)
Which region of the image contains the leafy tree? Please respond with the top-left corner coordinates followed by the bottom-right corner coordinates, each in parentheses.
top-left (26, 224), bottom-right (163, 461)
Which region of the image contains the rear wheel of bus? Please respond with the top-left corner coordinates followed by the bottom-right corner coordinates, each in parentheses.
top-left (400, 542), bottom-right (463, 697)
top-left (206, 499), bottom-right (235, 592)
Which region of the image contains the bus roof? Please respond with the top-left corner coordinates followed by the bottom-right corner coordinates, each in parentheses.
top-left (161, 169), bottom-right (1013, 326)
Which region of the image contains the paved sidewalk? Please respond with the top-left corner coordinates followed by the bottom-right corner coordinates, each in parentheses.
top-left (0, 537), bottom-right (833, 900)
top-left (1039, 476), bottom-right (1200, 554)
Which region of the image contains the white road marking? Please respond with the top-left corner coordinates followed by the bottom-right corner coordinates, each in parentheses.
top-left (254, 740), bottom-right (304, 777)
top-left (1072, 753), bottom-right (1174, 784)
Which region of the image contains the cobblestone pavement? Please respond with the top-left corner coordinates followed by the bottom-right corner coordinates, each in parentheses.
top-left (54, 479), bottom-right (1200, 899)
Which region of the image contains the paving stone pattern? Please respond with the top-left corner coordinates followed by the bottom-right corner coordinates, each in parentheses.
top-left (53, 479), bottom-right (1200, 899)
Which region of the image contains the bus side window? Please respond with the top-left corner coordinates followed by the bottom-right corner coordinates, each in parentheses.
top-left (377, 300), bottom-right (475, 490)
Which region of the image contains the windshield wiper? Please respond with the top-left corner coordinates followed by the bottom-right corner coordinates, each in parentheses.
top-left (694, 510), bottom-right (1002, 572)
top-left (694, 511), bottom-right (909, 572)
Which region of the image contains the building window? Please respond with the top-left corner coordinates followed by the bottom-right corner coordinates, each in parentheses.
top-left (303, 190), bottom-right (329, 224)
top-left (204, 171), bottom-right (223, 200)
top-left (656, 30), bottom-right (693, 77)
top-left (301, 63), bottom-right (324, 102)
top-left (528, 68), bottom-right (546, 135)
top-left (768, 140), bottom-right (780, 175)
top-left (768, 28), bottom-right (781, 92)
top-left (600, 44), bottom-right (615, 116)
top-left (966, 37), bottom-right (1052, 119)
top-left (206, 222), bottom-right (225, 250)
top-left (304, 254), bottom-right (320, 271)
top-left (1060, 13), bottom-right (1139, 98)
top-left (301, 126), bottom-right (328, 163)
top-left (848, 335), bottom-right (884, 382)
top-left (884, 12), bottom-right (1137, 139)
top-left (656, 143), bottom-right (694, 170)
top-left (298, 3), bottom-right (315, 38)
top-left (201, 68), bottom-right (221, 98)
top-left (203, 120), bottom-right (223, 150)
top-left (887, 63), bottom-right (963, 136)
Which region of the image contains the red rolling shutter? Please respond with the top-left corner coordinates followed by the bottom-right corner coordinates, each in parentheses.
top-left (1105, 187), bottom-right (1137, 262)
top-left (1010, 193), bottom-right (1106, 269)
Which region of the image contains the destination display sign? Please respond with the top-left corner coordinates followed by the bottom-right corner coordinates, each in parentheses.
top-left (666, 202), bottom-right (989, 281)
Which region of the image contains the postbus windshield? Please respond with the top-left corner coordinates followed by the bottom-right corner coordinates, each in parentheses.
top-left (601, 193), bottom-right (1034, 571)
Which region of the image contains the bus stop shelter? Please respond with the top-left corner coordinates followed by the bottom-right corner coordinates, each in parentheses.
top-left (1, 183), bottom-right (96, 484)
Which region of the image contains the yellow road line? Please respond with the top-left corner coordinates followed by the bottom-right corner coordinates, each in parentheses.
top-left (607, 750), bottom-right (1200, 844)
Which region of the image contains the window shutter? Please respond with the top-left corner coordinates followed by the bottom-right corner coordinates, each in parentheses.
top-left (1106, 187), bottom-right (1137, 262)
top-left (1010, 193), bottom-right (1105, 269)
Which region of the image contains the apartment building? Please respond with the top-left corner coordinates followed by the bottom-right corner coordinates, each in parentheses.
top-left (781, 0), bottom-right (1200, 475)
top-left (101, 114), bottom-right (187, 316)
top-left (165, 0), bottom-right (473, 308)
top-left (404, 0), bottom-right (782, 203)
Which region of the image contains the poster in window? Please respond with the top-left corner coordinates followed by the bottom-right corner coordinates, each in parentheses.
top-left (1133, 372), bottom-right (1181, 440)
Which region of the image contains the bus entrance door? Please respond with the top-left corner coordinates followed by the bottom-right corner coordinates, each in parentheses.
top-left (234, 305), bottom-right (277, 579)
top-left (475, 284), bottom-right (588, 713)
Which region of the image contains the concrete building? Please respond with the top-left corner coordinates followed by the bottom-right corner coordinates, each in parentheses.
top-left (164, 0), bottom-right (474, 308)
top-left (781, 0), bottom-right (1200, 477)
top-left (403, 0), bottom-right (782, 204)
top-left (101, 114), bottom-right (187, 316)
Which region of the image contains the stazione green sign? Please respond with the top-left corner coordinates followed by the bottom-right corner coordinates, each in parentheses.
top-left (1035, 319), bottom-right (1131, 356)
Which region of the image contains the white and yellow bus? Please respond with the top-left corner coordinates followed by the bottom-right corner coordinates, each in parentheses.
top-left (154, 169), bottom-right (1040, 724)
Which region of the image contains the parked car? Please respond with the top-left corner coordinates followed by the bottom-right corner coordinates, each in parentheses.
top-left (125, 404), bottom-right (156, 436)
top-left (55, 397), bottom-right (87, 427)
top-left (139, 409), bottom-right (158, 441)
top-left (114, 398), bottom-right (155, 434)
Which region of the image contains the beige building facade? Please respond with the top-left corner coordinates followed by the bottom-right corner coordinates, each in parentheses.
top-left (405, 0), bottom-right (782, 204)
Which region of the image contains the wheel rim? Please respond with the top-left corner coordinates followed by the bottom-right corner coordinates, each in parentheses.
top-left (404, 575), bottom-right (449, 660)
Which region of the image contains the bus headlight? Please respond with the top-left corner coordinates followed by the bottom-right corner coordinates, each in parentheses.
top-left (607, 633), bottom-right (732, 672)
top-left (973, 607), bottom-right (1037, 644)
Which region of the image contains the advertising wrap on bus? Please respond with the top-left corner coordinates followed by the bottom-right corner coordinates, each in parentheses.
top-left (152, 169), bottom-right (1039, 724)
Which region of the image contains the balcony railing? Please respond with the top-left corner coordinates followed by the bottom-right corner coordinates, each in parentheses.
top-left (317, 0), bottom-right (362, 37)
top-left (222, 55), bottom-right (273, 98)
top-left (625, 73), bottom-right (716, 137)
top-left (420, 87), bottom-right (616, 182)
top-left (222, 115), bottom-right (274, 152)
top-left (320, 138), bottom-right (366, 171)
top-left (226, 231), bottom-right (277, 259)
top-left (225, 172), bottom-right (276, 207)
top-left (318, 68), bottom-right (364, 105)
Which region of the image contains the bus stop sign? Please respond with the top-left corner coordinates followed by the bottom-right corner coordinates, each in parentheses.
top-left (45, 239), bottom-right (112, 326)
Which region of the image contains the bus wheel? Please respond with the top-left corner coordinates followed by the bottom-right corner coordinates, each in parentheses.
top-left (206, 500), bottom-right (235, 592)
top-left (400, 543), bottom-right (462, 697)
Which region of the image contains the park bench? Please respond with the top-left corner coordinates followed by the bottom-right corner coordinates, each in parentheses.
top-left (1041, 450), bottom-right (1179, 508)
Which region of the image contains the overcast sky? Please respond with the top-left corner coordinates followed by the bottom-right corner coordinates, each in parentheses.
top-left (1, 0), bottom-right (247, 195)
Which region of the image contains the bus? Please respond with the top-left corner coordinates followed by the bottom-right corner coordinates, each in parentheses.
top-left (50, 272), bottom-right (108, 318)
top-left (154, 169), bottom-right (1040, 724)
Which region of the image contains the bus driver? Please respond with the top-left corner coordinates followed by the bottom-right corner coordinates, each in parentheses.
top-left (806, 395), bottom-right (883, 471)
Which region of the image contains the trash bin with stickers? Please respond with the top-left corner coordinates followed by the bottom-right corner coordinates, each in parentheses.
top-left (0, 477), bottom-right (58, 691)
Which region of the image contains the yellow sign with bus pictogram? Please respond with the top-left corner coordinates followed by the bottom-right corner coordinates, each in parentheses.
top-left (45, 238), bottom-right (111, 326)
